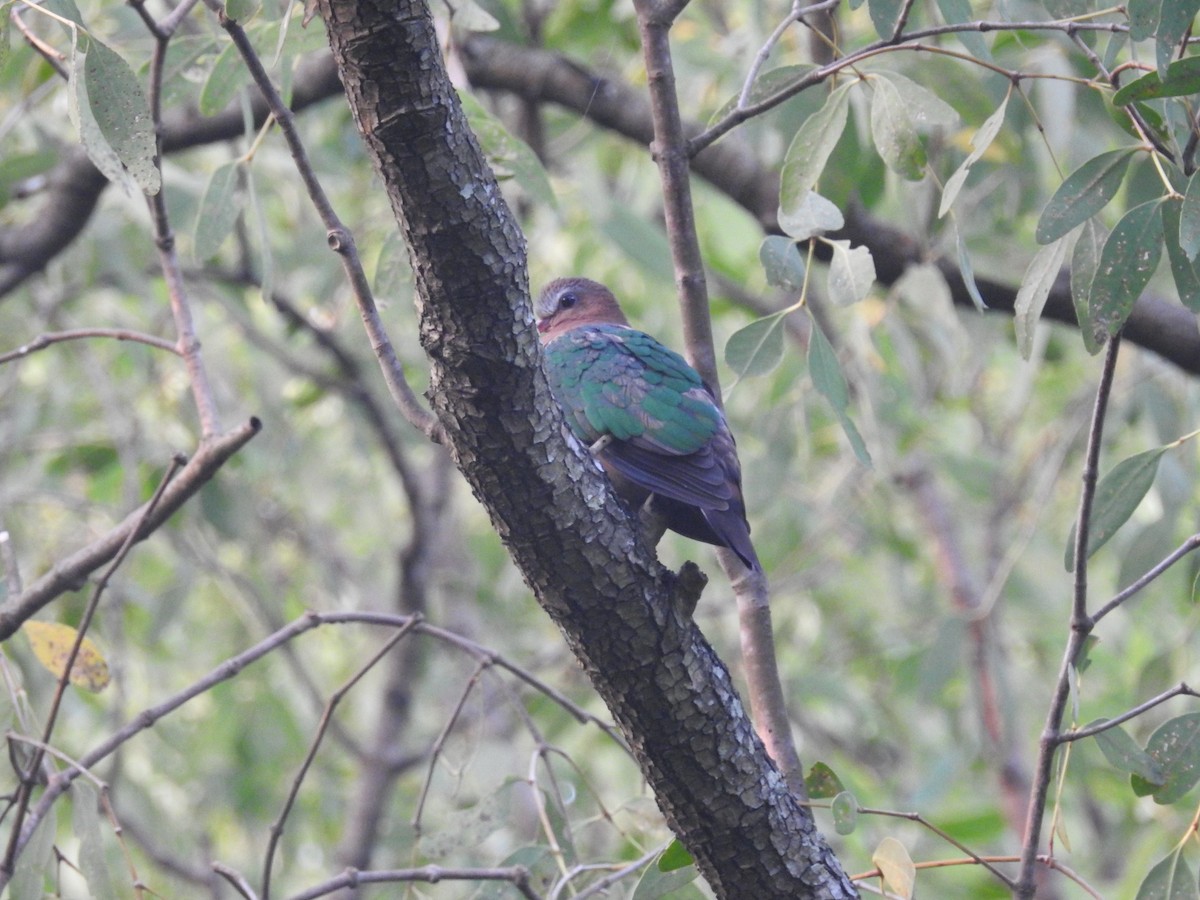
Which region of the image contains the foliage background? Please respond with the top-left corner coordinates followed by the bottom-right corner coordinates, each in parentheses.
top-left (1, 0), bottom-right (1199, 896)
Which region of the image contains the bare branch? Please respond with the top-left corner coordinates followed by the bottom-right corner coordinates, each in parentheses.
top-left (1093, 533), bottom-right (1200, 624)
top-left (0, 418), bottom-right (262, 640)
top-left (207, 5), bottom-right (442, 443)
top-left (0, 329), bottom-right (181, 366)
top-left (262, 618), bottom-right (421, 899)
top-left (459, 36), bottom-right (1200, 378)
top-left (1059, 683), bottom-right (1200, 743)
top-left (282, 864), bottom-right (541, 900)
top-left (1, 454), bottom-right (185, 876)
top-left (1017, 335), bottom-right (1123, 899)
top-left (632, 0), bottom-right (806, 801)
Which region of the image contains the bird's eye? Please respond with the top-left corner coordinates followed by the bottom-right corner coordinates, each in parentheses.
top-left (559, 292), bottom-right (578, 310)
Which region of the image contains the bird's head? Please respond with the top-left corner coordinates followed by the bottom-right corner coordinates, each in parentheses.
top-left (535, 278), bottom-right (630, 344)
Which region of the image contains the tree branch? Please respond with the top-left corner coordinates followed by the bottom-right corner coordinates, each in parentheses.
top-left (459, 36), bottom-right (1200, 378)
top-left (0, 418), bottom-right (262, 640)
top-left (313, 1), bottom-right (854, 894)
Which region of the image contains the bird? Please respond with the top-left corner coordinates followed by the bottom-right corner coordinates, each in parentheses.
top-left (535, 277), bottom-right (760, 572)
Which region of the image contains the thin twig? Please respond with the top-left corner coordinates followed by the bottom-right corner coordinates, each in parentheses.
top-left (632, 0), bottom-right (802, 797)
top-left (1093, 533), bottom-right (1200, 623)
top-left (143, 22), bottom-right (222, 438)
top-left (854, 805), bottom-right (1013, 887)
top-left (1016, 334), bottom-right (1122, 899)
top-left (690, 19), bottom-right (1126, 155)
top-left (0, 329), bottom-right (180, 366)
top-left (261, 617), bottom-right (421, 899)
top-left (0, 417), bottom-right (262, 640)
top-left (1, 454), bottom-right (184, 877)
top-left (206, 0), bottom-right (442, 443)
top-left (282, 864), bottom-right (541, 900)
top-left (1060, 683), bottom-right (1200, 742)
top-left (214, 862), bottom-right (260, 900)
top-left (411, 661), bottom-right (489, 834)
top-left (553, 845), bottom-right (662, 900)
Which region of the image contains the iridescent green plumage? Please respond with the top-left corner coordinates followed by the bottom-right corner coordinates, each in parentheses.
top-left (545, 325), bottom-right (720, 453)
top-left (537, 278), bottom-right (760, 571)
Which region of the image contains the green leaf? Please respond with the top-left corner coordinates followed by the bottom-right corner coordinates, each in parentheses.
top-left (779, 82), bottom-right (852, 215)
top-left (225, 0), bottom-right (261, 21)
top-left (193, 162), bottom-right (243, 260)
top-left (602, 203), bottom-right (673, 283)
top-left (1180, 174), bottom-right (1200, 260)
top-left (709, 65), bottom-right (815, 126)
top-left (1064, 446), bottom-right (1166, 569)
top-left (10, 807), bottom-right (56, 900)
top-left (1113, 57), bottom-right (1200, 106)
top-left (1090, 719), bottom-right (1165, 784)
top-left (778, 190), bottom-right (843, 240)
top-left (633, 854), bottom-right (699, 899)
top-left (870, 74), bottom-right (925, 180)
top-left (199, 40), bottom-right (250, 117)
top-left (831, 790), bottom-right (858, 835)
top-left (1132, 714), bottom-right (1200, 804)
top-left (804, 761), bottom-right (846, 799)
top-left (955, 227), bottom-right (987, 311)
top-left (880, 71), bottom-right (959, 130)
top-left (725, 313), bottom-right (787, 378)
top-left (826, 239), bottom-right (875, 305)
top-left (459, 92), bottom-right (557, 211)
top-left (759, 236), bottom-right (806, 289)
top-left (69, 44), bottom-right (132, 193)
top-left (657, 839), bottom-right (694, 872)
top-left (809, 319), bottom-right (871, 465)
top-left (451, 0), bottom-right (500, 31)
top-left (1155, 0), bottom-right (1200, 79)
top-left (1135, 851), bottom-right (1199, 900)
top-left (939, 93), bottom-right (1009, 217)
top-left (1014, 233), bottom-right (1072, 359)
top-left (1127, 0), bottom-right (1160, 42)
top-left (867, 0), bottom-right (904, 38)
top-left (1088, 199), bottom-right (1163, 340)
top-left (73, 783), bottom-right (117, 900)
top-left (83, 38), bottom-right (160, 195)
top-left (935, 0), bottom-right (990, 59)
top-left (1071, 218), bottom-right (1107, 353)
top-left (1163, 197), bottom-right (1200, 313)
top-left (1035, 149), bottom-right (1137, 244)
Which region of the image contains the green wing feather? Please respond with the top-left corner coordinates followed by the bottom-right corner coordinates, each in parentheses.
top-left (544, 325), bottom-right (720, 454)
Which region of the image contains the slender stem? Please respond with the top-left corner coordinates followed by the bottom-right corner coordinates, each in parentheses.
top-left (1093, 533), bottom-right (1200, 623)
top-left (633, 0), bottom-right (805, 798)
top-left (262, 619), bottom-right (421, 899)
top-left (1015, 334), bottom-right (1121, 899)
top-left (691, 21), bottom-right (1123, 155)
top-left (0, 456), bottom-right (183, 877)
top-left (1060, 683), bottom-right (1200, 742)
top-left (0, 328), bottom-right (180, 365)
top-left (207, 0), bottom-right (442, 443)
top-left (632, 0), bottom-right (717, 386)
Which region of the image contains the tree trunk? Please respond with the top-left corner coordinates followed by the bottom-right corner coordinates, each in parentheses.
top-left (315, 1), bottom-right (856, 895)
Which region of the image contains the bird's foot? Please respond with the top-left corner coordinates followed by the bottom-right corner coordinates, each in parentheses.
top-left (670, 561), bottom-right (707, 619)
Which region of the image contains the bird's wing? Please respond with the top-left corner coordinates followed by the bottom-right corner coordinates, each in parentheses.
top-left (545, 326), bottom-right (738, 509)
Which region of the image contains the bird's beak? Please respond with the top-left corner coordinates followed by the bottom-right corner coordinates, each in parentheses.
top-left (536, 318), bottom-right (550, 334)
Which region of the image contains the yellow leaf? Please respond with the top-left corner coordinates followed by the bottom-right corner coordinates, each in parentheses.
top-left (872, 836), bottom-right (916, 900)
top-left (23, 621), bottom-right (110, 693)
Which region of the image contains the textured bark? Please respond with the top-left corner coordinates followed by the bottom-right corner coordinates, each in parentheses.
top-left (316, 1), bottom-right (855, 896)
